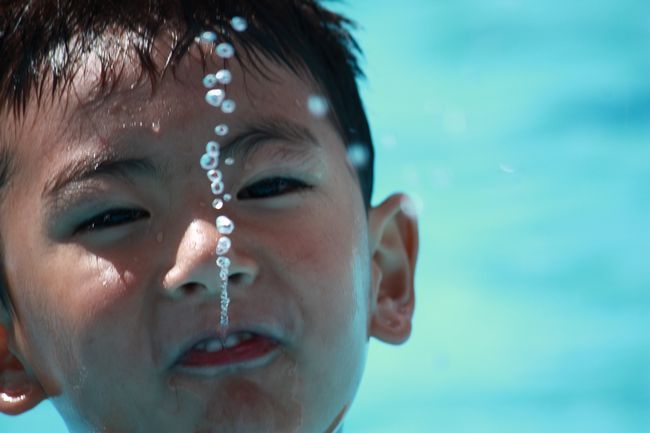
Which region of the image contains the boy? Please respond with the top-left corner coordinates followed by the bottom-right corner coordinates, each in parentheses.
top-left (0, 1), bottom-right (418, 432)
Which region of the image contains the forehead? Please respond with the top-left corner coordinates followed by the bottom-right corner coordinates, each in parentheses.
top-left (4, 40), bottom-right (330, 167)
top-left (75, 47), bottom-right (317, 134)
top-left (0, 37), bottom-right (356, 218)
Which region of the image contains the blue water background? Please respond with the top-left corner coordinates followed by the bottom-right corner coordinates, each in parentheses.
top-left (2, 0), bottom-right (649, 431)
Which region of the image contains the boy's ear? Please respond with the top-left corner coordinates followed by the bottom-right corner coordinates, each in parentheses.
top-left (367, 193), bottom-right (419, 345)
top-left (0, 325), bottom-right (46, 415)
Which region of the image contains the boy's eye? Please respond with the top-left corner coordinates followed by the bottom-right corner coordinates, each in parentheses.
top-left (237, 177), bottom-right (312, 200)
top-left (77, 208), bottom-right (150, 233)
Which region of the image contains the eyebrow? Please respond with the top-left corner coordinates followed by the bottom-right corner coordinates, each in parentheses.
top-left (41, 117), bottom-right (319, 201)
top-left (220, 117), bottom-right (321, 163)
top-left (42, 154), bottom-right (159, 200)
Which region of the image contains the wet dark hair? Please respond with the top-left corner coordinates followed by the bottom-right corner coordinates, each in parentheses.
top-left (0, 0), bottom-right (375, 313)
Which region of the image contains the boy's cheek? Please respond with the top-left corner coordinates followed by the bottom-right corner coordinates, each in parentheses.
top-left (13, 257), bottom-right (147, 385)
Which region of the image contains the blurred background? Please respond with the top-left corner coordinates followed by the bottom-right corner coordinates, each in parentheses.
top-left (2, 0), bottom-right (648, 431)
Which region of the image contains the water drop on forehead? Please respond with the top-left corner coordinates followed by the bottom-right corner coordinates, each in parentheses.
top-left (215, 42), bottom-right (235, 59)
top-left (221, 99), bottom-right (236, 113)
top-left (224, 157), bottom-right (235, 165)
top-left (216, 236), bottom-right (232, 255)
top-left (214, 124), bottom-right (229, 136)
top-left (199, 31), bottom-right (218, 42)
top-left (346, 143), bottom-right (370, 168)
top-left (205, 89), bottom-right (225, 107)
top-left (307, 94), bottom-right (329, 118)
top-left (215, 69), bottom-right (232, 85)
top-left (216, 216), bottom-right (235, 235)
top-left (203, 74), bottom-right (218, 88)
top-left (230, 16), bottom-right (248, 32)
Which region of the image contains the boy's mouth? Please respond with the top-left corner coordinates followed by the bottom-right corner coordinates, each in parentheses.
top-left (174, 331), bottom-right (280, 372)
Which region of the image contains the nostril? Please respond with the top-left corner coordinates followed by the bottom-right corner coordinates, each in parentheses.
top-left (228, 271), bottom-right (253, 286)
top-left (228, 273), bottom-right (243, 285)
top-left (167, 282), bottom-right (217, 298)
top-left (181, 283), bottom-right (203, 296)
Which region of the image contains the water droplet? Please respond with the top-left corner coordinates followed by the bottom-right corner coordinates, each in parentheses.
top-left (206, 169), bottom-right (222, 183)
top-left (205, 89), bottom-right (225, 107)
top-left (307, 94), bottom-right (329, 118)
top-left (211, 181), bottom-right (225, 195)
top-left (220, 291), bottom-right (230, 308)
top-left (216, 256), bottom-right (231, 268)
top-left (205, 141), bottom-right (220, 155)
top-left (223, 193), bottom-right (232, 202)
top-left (212, 198), bottom-right (224, 209)
top-left (216, 236), bottom-right (232, 255)
top-left (230, 16), bottom-right (248, 32)
top-left (214, 124), bottom-right (229, 136)
top-left (346, 143), bottom-right (370, 168)
top-left (499, 163), bottom-right (516, 174)
top-left (220, 270), bottom-right (229, 281)
top-left (221, 99), bottom-right (236, 113)
top-left (215, 69), bottom-right (232, 85)
top-left (200, 31), bottom-right (218, 42)
top-left (381, 134), bottom-right (397, 149)
top-left (156, 232), bottom-right (164, 243)
top-left (442, 110), bottom-right (467, 136)
top-left (151, 121), bottom-right (161, 133)
top-left (215, 42), bottom-right (234, 58)
top-left (200, 153), bottom-right (218, 170)
top-left (225, 157), bottom-right (235, 165)
top-left (203, 74), bottom-right (217, 88)
top-left (216, 216), bottom-right (235, 235)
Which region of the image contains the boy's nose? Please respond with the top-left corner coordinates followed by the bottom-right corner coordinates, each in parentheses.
top-left (161, 217), bottom-right (258, 299)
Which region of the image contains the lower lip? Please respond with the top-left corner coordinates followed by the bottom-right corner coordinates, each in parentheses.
top-left (178, 335), bottom-right (279, 368)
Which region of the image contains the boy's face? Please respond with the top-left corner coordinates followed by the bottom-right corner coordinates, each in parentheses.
top-left (0, 43), bottom-right (416, 433)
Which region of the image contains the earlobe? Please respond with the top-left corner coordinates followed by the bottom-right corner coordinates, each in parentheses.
top-left (367, 194), bottom-right (419, 345)
top-left (0, 326), bottom-right (46, 415)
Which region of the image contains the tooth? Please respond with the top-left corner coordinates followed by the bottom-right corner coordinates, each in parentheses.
top-left (224, 334), bottom-right (243, 349)
top-left (194, 341), bottom-right (208, 350)
top-left (205, 339), bottom-right (224, 352)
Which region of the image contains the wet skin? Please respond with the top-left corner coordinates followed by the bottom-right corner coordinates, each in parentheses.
top-left (0, 42), bottom-right (417, 433)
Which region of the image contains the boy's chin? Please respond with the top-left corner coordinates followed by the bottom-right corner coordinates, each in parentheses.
top-left (163, 360), bottom-right (305, 433)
